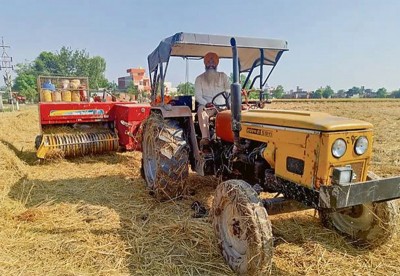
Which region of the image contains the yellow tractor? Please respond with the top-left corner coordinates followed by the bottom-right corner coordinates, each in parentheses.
top-left (141, 32), bottom-right (400, 275)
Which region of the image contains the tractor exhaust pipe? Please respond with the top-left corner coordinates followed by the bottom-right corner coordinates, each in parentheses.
top-left (230, 38), bottom-right (241, 151)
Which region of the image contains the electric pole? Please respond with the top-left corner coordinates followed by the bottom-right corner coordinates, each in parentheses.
top-left (0, 37), bottom-right (16, 111)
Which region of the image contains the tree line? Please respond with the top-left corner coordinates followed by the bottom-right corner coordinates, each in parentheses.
top-left (8, 46), bottom-right (400, 102)
top-left (175, 81), bottom-right (400, 99)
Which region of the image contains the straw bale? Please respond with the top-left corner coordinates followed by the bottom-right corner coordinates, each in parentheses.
top-left (0, 102), bottom-right (400, 275)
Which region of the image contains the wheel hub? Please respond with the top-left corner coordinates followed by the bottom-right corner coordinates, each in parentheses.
top-left (331, 204), bottom-right (374, 232)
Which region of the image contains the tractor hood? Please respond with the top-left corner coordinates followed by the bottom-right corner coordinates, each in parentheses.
top-left (241, 109), bottom-right (373, 131)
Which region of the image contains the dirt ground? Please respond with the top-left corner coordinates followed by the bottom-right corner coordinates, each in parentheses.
top-left (0, 100), bottom-right (399, 275)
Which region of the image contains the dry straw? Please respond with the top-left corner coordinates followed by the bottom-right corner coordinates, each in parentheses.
top-left (0, 101), bottom-right (399, 275)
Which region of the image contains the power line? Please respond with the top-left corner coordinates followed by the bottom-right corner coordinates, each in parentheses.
top-left (0, 37), bottom-right (16, 111)
top-left (0, 36), bottom-right (14, 71)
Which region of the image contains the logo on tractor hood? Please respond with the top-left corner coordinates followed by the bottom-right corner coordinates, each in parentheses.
top-left (246, 127), bottom-right (272, 137)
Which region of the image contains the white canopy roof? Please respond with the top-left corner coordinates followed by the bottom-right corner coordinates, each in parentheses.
top-left (148, 32), bottom-right (288, 73)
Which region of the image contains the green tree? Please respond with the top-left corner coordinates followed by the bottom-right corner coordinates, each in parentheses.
top-left (177, 82), bottom-right (195, 95)
top-left (271, 85), bottom-right (285, 99)
top-left (346, 86), bottom-right (361, 97)
top-left (311, 88), bottom-right (323, 99)
top-left (13, 64), bottom-right (37, 91)
top-left (322, 85), bottom-right (334, 98)
top-left (376, 87), bottom-right (387, 98)
top-left (21, 86), bottom-right (38, 103)
top-left (336, 89), bottom-right (346, 98)
top-left (34, 51), bottom-right (60, 75)
top-left (229, 73), bottom-right (252, 90)
top-left (391, 89), bottom-right (400, 98)
top-left (107, 81), bottom-right (117, 91)
top-left (13, 63), bottom-right (38, 102)
top-left (126, 83), bottom-right (138, 96)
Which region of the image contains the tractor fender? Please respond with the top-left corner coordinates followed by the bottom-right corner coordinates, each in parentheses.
top-left (150, 105), bottom-right (192, 118)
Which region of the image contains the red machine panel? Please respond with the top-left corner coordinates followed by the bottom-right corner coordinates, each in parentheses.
top-left (39, 102), bottom-right (120, 126)
top-left (114, 104), bottom-right (151, 151)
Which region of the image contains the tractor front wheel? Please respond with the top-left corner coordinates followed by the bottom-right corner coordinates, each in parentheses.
top-left (320, 172), bottom-right (398, 248)
top-left (320, 201), bottom-right (398, 248)
top-left (142, 113), bottom-right (189, 201)
top-left (212, 180), bottom-right (273, 275)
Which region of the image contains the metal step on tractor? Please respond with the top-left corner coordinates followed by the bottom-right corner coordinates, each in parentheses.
top-left (34, 76), bottom-right (151, 159)
top-left (141, 32), bottom-right (400, 275)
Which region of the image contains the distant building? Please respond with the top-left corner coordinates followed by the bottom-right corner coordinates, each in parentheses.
top-left (290, 86), bottom-right (311, 99)
top-left (118, 67), bottom-right (151, 93)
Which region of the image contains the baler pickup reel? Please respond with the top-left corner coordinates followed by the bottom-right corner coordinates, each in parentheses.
top-left (36, 131), bottom-right (119, 159)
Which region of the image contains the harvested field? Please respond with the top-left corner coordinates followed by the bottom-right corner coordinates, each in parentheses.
top-left (0, 100), bottom-right (399, 275)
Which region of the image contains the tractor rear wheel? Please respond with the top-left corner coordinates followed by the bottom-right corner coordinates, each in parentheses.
top-left (212, 180), bottom-right (273, 275)
top-left (142, 113), bottom-right (189, 200)
top-left (320, 172), bottom-right (399, 248)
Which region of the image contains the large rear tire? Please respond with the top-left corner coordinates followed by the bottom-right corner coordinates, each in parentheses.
top-left (320, 172), bottom-right (399, 248)
top-left (142, 113), bottom-right (189, 200)
top-left (211, 180), bottom-right (273, 275)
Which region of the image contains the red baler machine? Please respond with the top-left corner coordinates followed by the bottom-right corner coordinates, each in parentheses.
top-left (35, 76), bottom-right (150, 159)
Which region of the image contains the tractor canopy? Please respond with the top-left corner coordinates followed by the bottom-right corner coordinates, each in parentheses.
top-left (148, 32), bottom-right (288, 100)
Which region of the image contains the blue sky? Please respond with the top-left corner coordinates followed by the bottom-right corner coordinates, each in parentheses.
top-left (1, 0), bottom-right (399, 91)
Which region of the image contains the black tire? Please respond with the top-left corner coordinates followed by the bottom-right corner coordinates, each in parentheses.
top-left (211, 180), bottom-right (273, 275)
top-left (320, 172), bottom-right (399, 248)
top-left (35, 135), bottom-right (43, 149)
top-left (141, 113), bottom-right (189, 200)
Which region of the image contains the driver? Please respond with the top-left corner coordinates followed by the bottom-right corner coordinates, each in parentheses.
top-left (195, 52), bottom-right (230, 147)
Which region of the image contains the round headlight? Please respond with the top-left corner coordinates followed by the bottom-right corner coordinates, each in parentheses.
top-left (332, 139), bottom-right (347, 158)
top-left (355, 136), bottom-right (368, 155)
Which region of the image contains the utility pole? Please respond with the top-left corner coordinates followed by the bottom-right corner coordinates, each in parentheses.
top-left (0, 37), bottom-right (16, 111)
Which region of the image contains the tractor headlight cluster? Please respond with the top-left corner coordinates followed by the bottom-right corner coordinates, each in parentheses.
top-left (354, 136), bottom-right (368, 155)
top-left (332, 138), bottom-right (347, 158)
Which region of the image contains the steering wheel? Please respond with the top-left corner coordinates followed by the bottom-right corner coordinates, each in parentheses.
top-left (211, 91), bottom-right (231, 109)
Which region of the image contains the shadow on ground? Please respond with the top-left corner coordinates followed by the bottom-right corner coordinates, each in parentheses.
top-left (7, 173), bottom-right (365, 275)
top-left (271, 214), bottom-right (369, 257)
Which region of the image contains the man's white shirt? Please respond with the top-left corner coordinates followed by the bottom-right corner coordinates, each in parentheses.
top-left (195, 69), bottom-right (230, 106)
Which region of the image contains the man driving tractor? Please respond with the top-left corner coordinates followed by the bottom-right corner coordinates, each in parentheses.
top-left (195, 52), bottom-right (230, 147)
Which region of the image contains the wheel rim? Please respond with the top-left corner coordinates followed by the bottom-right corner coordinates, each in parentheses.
top-left (143, 131), bottom-right (157, 189)
top-left (219, 201), bottom-right (248, 264)
top-left (331, 204), bottom-right (374, 233)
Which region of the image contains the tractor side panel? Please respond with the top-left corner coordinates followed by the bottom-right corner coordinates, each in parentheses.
top-left (240, 122), bottom-right (320, 189)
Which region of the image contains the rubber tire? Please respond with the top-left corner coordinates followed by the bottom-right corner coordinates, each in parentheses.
top-left (212, 180), bottom-right (273, 275)
top-left (35, 135), bottom-right (43, 150)
top-left (320, 172), bottom-right (399, 248)
top-left (142, 113), bottom-right (189, 200)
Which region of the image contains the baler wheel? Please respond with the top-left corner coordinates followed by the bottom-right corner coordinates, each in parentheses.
top-left (320, 172), bottom-right (399, 248)
top-left (212, 180), bottom-right (273, 275)
top-left (142, 113), bottom-right (189, 201)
